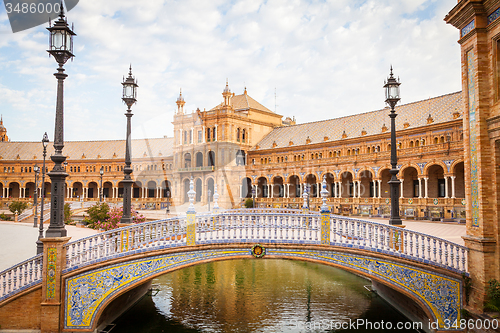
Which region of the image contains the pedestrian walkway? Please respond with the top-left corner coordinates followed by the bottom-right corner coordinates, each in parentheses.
top-left (0, 221), bottom-right (97, 271)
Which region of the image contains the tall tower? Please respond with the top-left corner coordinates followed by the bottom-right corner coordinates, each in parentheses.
top-left (222, 80), bottom-right (231, 106)
top-left (0, 116), bottom-right (9, 142)
top-left (446, 1), bottom-right (500, 311)
top-left (176, 89), bottom-right (185, 114)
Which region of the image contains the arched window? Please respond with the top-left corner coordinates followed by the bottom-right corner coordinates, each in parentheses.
top-left (237, 128), bottom-right (240, 141)
top-left (434, 137), bottom-right (439, 144)
top-left (207, 128), bottom-right (211, 142)
top-left (409, 141), bottom-right (414, 148)
top-left (242, 129), bottom-right (246, 142)
top-left (367, 147), bottom-right (371, 153)
top-left (415, 140), bottom-right (419, 147)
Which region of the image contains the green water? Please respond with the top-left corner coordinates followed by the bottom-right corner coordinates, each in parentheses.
top-left (112, 259), bottom-right (419, 332)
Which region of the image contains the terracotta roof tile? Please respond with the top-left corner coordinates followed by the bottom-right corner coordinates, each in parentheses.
top-left (0, 137), bottom-right (174, 161)
top-left (211, 93), bottom-right (273, 113)
top-left (252, 91), bottom-right (462, 150)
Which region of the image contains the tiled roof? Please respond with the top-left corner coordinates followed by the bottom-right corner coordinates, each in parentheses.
top-left (253, 92), bottom-right (462, 150)
top-left (0, 137), bottom-right (174, 161)
top-left (210, 93), bottom-right (273, 113)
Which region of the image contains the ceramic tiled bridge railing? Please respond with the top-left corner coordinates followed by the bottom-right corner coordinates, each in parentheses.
top-left (0, 208), bottom-right (468, 303)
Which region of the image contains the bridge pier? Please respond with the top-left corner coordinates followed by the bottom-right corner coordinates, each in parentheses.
top-left (40, 236), bottom-right (70, 333)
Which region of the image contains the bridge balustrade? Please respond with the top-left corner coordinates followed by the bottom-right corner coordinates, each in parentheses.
top-left (0, 210), bottom-right (468, 303)
top-left (0, 255), bottom-right (43, 302)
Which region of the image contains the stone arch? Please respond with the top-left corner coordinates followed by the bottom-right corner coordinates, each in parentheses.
top-left (241, 177), bottom-right (252, 198)
top-left (257, 177), bottom-right (268, 198)
top-left (288, 175), bottom-right (301, 198)
top-left (103, 181), bottom-right (113, 200)
top-left (340, 171), bottom-right (353, 197)
top-left (195, 178), bottom-right (202, 202)
top-left (358, 169), bottom-right (373, 198)
top-left (376, 165), bottom-right (391, 179)
top-left (208, 151), bottom-right (216, 167)
top-left (160, 180), bottom-right (171, 198)
top-left (305, 174), bottom-right (318, 197)
top-left (206, 178), bottom-right (215, 201)
top-left (272, 176), bottom-right (284, 198)
top-left (401, 166), bottom-right (419, 198)
top-left (452, 162), bottom-right (465, 198)
top-left (147, 181), bottom-right (156, 198)
top-left (7, 181), bottom-right (20, 198)
top-left (63, 247), bottom-right (453, 332)
top-left (422, 161), bottom-right (448, 176)
top-left (88, 181), bottom-right (99, 199)
top-left (72, 181), bottom-right (83, 199)
top-left (324, 172), bottom-right (335, 197)
top-left (426, 164), bottom-right (446, 198)
top-left (183, 153), bottom-right (192, 168)
top-left (380, 168), bottom-right (391, 198)
top-left (195, 152), bottom-right (203, 167)
top-left (182, 178), bottom-right (191, 203)
top-left (399, 163), bottom-right (422, 177)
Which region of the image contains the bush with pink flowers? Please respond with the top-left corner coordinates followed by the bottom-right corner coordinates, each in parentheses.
top-left (85, 203), bottom-right (146, 231)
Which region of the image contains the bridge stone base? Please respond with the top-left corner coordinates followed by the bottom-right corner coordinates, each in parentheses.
top-left (62, 244), bottom-right (463, 331)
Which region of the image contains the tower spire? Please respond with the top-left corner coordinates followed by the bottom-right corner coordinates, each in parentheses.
top-left (176, 88), bottom-right (185, 114)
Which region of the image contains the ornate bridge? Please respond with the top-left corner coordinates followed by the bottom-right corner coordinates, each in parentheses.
top-left (0, 205), bottom-right (468, 332)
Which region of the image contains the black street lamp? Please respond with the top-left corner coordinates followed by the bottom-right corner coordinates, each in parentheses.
top-left (384, 66), bottom-right (402, 225)
top-left (33, 165), bottom-right (40, 228)
top-left (121, 66), bottom-right (138, 224)
top-left (99, 166), bottom-right (104, 202)
top-left (45, 4), bottom-right (75, 238)
top-left (37, 133), bottom-right (49, 254)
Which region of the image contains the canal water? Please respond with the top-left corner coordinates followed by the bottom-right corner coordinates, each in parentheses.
top-left (112, 259), bottom-right (420, 332)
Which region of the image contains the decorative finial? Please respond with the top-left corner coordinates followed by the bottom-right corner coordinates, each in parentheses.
top-left (59, 1), bottom-right (65, 19)
top-left (128, 64), bottom-right (132, 76)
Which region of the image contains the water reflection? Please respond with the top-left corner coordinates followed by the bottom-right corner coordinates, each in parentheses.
top-left (113, 259), bottom-right (415, 332)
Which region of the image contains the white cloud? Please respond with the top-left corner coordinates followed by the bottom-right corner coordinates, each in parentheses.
top-left (0, 0), bottom-right (461, 142)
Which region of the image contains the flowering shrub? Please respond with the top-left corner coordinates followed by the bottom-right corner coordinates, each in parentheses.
top-left (85, 203), bottom-right (146, 231)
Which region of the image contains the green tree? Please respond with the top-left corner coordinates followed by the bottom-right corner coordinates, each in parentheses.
top-left (9, 201), bottom-right (28, 215)
top-left (82, 202), bottom-right (110, 229)
top-left (485, 279), bottom-right (500, 312)
top-left (64, 203), bottom-right (73, 224)
top-left (244, 198), bottom-right (254, 208)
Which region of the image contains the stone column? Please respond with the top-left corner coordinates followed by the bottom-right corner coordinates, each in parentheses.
top-left (317, 182), bottom-right (321, 198)
top-left (400, 179), bottom-right (404, 198)
top-left (424, 177), bottom-right (428, 198)
top-left (418, 178), bottom-right (422, 198)
top-left (40, 236), bottom-right (71, 333)
top-left (444, 176), bottom-right (449, 198)
top-left (451, 176), bottom-right (456, 199)
top-left (339, 181), bottom-right (343, 198)
top-left (377, 180), bottom-right (382, 198)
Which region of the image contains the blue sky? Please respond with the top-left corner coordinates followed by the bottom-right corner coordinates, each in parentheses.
top-left (0, 0), bottom-right (461, 142)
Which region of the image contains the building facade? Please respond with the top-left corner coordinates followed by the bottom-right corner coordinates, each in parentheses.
top-left (0, 84), bottom-right (465, 221)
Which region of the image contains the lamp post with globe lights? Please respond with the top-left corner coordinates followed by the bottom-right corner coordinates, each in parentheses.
top-left (121, 66), bottom-right (138, 224)
top-left (384, 67), bottom-right (402, 225)
top-left (45, 4), bottom-right (75, 237)
top-left (37, 133), bottom-right (49, 254)
top-left (99, 166), bottom-right (104, 202)
top-left (33, 165), bottom-right (40, 228)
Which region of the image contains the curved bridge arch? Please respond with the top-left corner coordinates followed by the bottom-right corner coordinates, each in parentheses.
top-left (63, 243), bottom-right (462, 331)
